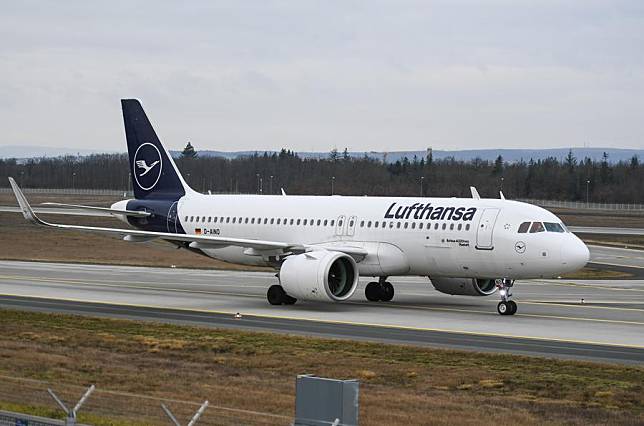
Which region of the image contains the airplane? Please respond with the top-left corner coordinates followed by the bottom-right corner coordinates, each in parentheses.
top-left (8, 99), bottom-right (591, 316)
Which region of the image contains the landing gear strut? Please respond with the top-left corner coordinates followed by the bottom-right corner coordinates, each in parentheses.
top-left (496, 279), bottom-right (517, 315)
top-left (267, 284), bottom-right (297, 305)
top-left (365, 277), bottom-right (394, 302)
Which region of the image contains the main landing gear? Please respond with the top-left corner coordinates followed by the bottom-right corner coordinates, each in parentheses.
top-left (267, 285), bottom-right (297, 305)
top-left (496, 279), bottom-right (517, 315)
top-left (365, 277), bottom-right (394, 302)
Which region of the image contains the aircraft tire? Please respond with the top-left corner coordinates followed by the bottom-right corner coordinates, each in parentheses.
top-left (365, 282), bottom-right (381, 302)
top-left (381, 282), bottom-right (395, 302)
top-left (267, 285), bottom-right (286, 305)
top-left (507, 300), bottom-right (517, 315)
top-left (497, 301), bottom-right (509, 315)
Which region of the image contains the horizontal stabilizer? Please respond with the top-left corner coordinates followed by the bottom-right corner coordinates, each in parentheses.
top-left (41, 202), bottom-right (151, 218)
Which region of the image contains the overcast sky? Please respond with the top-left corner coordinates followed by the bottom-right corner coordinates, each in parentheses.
top-left (1, 1), bottom-right (643, 152)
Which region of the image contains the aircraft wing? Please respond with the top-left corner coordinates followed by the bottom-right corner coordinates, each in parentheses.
top-left (40, 202), bottom-right (151, 218)
top-left (9, 177), bottom-right (368, 259)
top-left (568, 226), bottom-right (644, 235)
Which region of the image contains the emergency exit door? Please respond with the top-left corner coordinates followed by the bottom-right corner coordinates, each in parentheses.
top-left (476, 208), bottom-right (500, 250)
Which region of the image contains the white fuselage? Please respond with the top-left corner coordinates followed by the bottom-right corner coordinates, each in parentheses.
top-left (166, 193), bottom-right (589, 280)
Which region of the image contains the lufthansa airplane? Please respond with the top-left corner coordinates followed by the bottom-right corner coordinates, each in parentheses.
top-left (9, 99), bottom-right (590, 316)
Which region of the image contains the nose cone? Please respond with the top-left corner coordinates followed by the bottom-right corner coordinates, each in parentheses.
top-left (562, 236), bottom-right (590, 271)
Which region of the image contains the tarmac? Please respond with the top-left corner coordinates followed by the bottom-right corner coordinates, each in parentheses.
top-left (0, 259), bottom-right (642, 364)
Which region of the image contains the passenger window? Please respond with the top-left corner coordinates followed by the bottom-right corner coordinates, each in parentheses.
top-left (434, 223), bottom-right (439, 230)
top-left (251, 218), bottom-right (255, 224)
top-left (404, 222), bottom-right (408, 229)
top-left (339, 220), bottom-right (343, 226)
top-left (466, 224), bottom-right (470, 231)
top-left (457, 223), bottom-right (462, 231)
top-left (544, 222), bottom-right (565, 233)
top-left (367, 221), bottom-right (372, 228)
top-left (397, 222), bottom-right (402, 229)
top-left (530, 222), bottom-right (545, 233)
top-left (226, 217), bottom-right (230, 223)
top-left (290, 219), bottom-right (294, 225)
top-left (450, 223), bottom-right (454, 230)
top-left (330, 220), bottom-right (335, 226)
top-left (297, 219), bottom-right (301, 225)
top-left (373, 221), bottom-right (378, 227)
top-left (349, 220), bottom-right (354, 227)
top-left (389, 222), bottom-right (394, 228)
top-left (323, 219), bottom-right (328, 226)
top-left (419, 223), bottom-right (423, 230)
top-left (442, 223), bottom-right (446, 230)
top-left (310, 220), bottom-right (314, 226)
top-left (202, 216), bottom-right (206, 222)
top-left (518, 222), bottom-right (531, 233)
top-left (185, 216), bottom-right (189, 222)
top-left (232, 218), bottom-right (236, 224)
top-left (264, 218), bottom-right (268, 224)
top-left (245, 218), bottom-right (249, 224)
top-left (411, 222), bottom-right (416, 229)
top-left (360, 221), bottom-right (365, 227)
top-left (317, 219), bottom-right (321, 226)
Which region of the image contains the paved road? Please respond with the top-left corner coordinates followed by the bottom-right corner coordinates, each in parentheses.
top-left (0, 260), bottom-right (642, 364)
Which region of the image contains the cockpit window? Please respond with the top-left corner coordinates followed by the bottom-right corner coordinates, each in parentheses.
top-left (544, 222), bottom-right (565, 233)
top-left (529, 222), bottom-right (545, 233)
top-left (518, 222), bottom-right (530, 233)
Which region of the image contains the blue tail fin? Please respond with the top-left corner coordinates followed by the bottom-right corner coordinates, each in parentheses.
top-left (122, 99), bottom-right (191, 200)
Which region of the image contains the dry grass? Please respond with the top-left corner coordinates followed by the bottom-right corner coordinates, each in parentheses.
top-left (0, 309), bottom-right (642, 425)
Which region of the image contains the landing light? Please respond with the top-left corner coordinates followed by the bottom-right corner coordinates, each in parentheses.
top-left (499, 289), bottom-right (507, 296)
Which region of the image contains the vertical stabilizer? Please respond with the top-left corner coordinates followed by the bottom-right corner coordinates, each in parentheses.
top-left (122, 99), bottom-right (193, 199)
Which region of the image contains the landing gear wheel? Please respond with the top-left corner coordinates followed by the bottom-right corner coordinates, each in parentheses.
top-left (497, 301), bottom-right (509, 315)
top-left (507, 300), bottom-right (517, 315)
top-left (380, 282), bottom-right (394, 302)
top-left (365, 282), bottom-right (381, 302)
top-left (267, 285), bottom-right (296, 305)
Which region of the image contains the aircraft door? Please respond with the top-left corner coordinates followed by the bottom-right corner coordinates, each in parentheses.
top-left (166, 201), bottom-right (179, 233)
top-left (335, 215), bottom-right (346, 236)
top-left (347, 215), bottom-right (357, 236)
top-left (476, 208), bottom-right (500, 250)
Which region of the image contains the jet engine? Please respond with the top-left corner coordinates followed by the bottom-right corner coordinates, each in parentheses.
top-left (280, 251), bottom-right (359, 302)
top-left (430, 277), bottom-right (497, 296)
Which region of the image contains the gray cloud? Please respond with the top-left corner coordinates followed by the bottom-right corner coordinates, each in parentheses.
top-left (0, 0), bottom-right (643, 152)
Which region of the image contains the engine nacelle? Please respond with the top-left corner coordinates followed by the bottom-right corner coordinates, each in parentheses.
top-left (430, 277), bottom-right (497, 296)
top-left (280, 251), bottom-right (359, 302)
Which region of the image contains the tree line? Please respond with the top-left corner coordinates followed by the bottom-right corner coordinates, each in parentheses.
top-left (1, 148), bottom-right (643, 203)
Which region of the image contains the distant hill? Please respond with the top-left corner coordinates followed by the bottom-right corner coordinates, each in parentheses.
top-left (2, 145), bottom-right (642, 163)
top-left (0, 145), bottom-right (117, 159)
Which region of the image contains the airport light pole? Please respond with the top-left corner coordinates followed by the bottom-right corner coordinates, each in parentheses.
top-left (586, 179), bottom-right (590, 206)
top-left (260, 177), bottom-right (263, 194)
top-left (500, 176), bottom-right (504, 193)
top-left (269, 175), bottom-right (273, 195)
top-left (256, 173), bottom-right (260, 194)
top-left (331, 176), bottom-right (335, 195)
top-left (420, 176), bottom-right (424, 197)
top-left (72, 172), bottom-right (76, 190)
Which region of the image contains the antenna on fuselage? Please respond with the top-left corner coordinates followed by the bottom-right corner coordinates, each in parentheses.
top-left (470, 186), bottom-right (481, 199)
top-left (499, 191), bottom-right (506, 200)
top-left (281, 188), bottom-right (287, 196)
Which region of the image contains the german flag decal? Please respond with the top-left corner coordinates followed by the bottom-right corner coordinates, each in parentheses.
top-left (195, 228), bottom-right (202, 235)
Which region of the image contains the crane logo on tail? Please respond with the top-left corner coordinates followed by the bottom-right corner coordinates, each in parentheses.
top-left (133, 143), bottom-right (163, 191)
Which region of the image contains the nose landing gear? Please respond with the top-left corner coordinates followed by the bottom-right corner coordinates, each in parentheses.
top-left (496, 279), bottom-right (517, 315)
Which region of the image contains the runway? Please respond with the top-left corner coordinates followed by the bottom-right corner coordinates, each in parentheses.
top-left (0, 260), bottom-right (642, 364)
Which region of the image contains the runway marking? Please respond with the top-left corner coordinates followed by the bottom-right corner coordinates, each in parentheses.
top-left (0, 274), bottom-right (266, 299)
top-left (1, 275), bottom-right (643, 325)
top-left (590, 261), bottom-right (644, 270)
top-left (533, 280), bottom-right (644, 292)
top-left (519, 300), bottom-right (644, 312)
top-left (1, 293), bottom-right (643, 351)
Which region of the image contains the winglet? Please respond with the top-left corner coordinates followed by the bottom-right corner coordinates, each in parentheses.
top-left (499, 191), bottom-right (506, 200)
top-left (8, 177), bottom-right (40, 224)
top-left (470, 186), bottom-right (481, 199)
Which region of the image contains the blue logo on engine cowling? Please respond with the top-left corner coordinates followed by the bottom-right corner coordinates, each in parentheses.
top-left (133, 143), bottom-right (163, 191)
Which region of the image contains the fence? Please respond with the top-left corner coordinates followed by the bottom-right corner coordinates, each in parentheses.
top-left (0, 375), bottom-right (291, 425)
top-left (517, 198), bottom-right (644, 211)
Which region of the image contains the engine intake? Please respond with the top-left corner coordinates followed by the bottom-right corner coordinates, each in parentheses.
top-left (280, 251), bottom-right (359, 302)
top-left (430, 277), bottom-right (497, 296)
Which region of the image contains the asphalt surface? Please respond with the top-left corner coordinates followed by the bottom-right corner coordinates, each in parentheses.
top-left (0, 260), bottom-right (642, 365)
